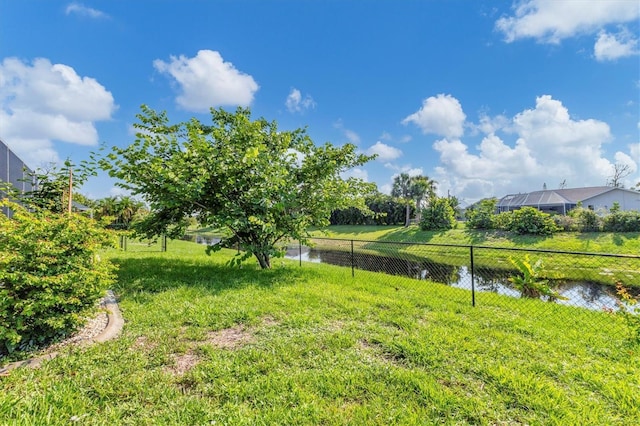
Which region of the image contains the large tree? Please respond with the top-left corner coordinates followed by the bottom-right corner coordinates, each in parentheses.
top-left (101, 106), bottom-right (374, 269)
top-left (391, 173), bottom-right (437, 227)
top-left (607, 163), bottom-right (632, 188)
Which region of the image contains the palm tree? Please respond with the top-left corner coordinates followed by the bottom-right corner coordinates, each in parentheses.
top-left (391, 174), bottom-right (437, 227)
top-left (95, 196), bottom-right (146, 229)
top-left (410, 175), bottom-right (436, 222)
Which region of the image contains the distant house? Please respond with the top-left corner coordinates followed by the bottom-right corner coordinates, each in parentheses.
top-left (0, 139), bottom-right (35, 216)
top-left (497, 186), bottom-right (640, 215)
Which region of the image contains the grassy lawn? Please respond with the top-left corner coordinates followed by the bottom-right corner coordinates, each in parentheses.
top-left (3, 240), bottom-right (638, 425)
top-left (314, 225), bottom-right (640, 255)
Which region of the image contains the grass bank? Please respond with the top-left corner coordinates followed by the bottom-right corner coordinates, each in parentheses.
top-left (315, 225), bottom-right (640, 255)
top-left (1, 240), bottom-right (638, 424)
top-left (310, 226), bottom-right (640, 288)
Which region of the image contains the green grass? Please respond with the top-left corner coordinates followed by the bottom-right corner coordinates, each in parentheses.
top-left (309, 225), bottom-right (640, 287)
top-left (315, 225), bottom-right (640, 255)
top-left (2, 240), bottom-right (638, 425)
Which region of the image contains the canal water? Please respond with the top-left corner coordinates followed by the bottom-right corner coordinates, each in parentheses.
top-left (184, 235), bottom-right (625, 312)
top-left (284, 245), bottom-right (623, 312)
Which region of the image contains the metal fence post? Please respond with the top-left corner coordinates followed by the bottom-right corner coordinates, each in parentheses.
top-left (470, 246), bottom-right (475, 307)
top-left (299, 240), bottom-right (302, 267)
top-left (351, 239), bottom-right (355, 278)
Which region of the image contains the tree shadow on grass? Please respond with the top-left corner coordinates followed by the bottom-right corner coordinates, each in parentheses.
top-left (110, 256), bottom-right (306, 298)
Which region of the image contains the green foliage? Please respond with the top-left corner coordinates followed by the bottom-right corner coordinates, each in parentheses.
top-left (101, 106), bottom-right (374, 269)
top-left (615, 283), bottom-right (640, 345)
top-left (0, 201), bottom-right (116, 357)
top-left (569, 207), bottom-right (602, 232)
top-left (610, 201), bottom-right (621, 214)
top-left (419, 197), bottom-right (456, 231)
top-left (94, 196), bottom-right (148, 230)
top-left (552, 214), bottom-right (578, 232)
top-left (508, 255), bottom-right (561, 299)
top-left (465, 198), bottom-right (498, 229)
top-left (391, 173), bottom-right (436, 227)
top-left (506, 207), bottom-right (557, 235)
top-left (493, 211), bottom-right (513, 230)
top-left (603, 210), bottom-right (640, 232)
top-left (331, 192), bottom-right (408, 225)
top-left (1, 159), bottom-right (97, 214)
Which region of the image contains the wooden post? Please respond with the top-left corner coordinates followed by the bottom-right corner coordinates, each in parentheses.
top-left (68, 167), bottom-right (73, 214)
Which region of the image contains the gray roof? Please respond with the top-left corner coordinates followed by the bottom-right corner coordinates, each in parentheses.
top-left (498, 186), bottom-right (616, 208)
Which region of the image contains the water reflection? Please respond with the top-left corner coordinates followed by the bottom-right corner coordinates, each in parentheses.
top-left (182, 234), bottom-right (221, 245)
top-left (285, 246), bottom-right (622, 312)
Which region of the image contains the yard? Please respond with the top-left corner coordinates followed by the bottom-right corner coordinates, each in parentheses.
top-left (1, 240), bottom-right (638, 425)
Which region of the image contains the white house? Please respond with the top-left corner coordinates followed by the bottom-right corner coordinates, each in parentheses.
top-left (497, 186), bottom-right (640, 215)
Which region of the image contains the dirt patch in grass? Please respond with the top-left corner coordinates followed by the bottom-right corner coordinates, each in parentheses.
top-left (356, 339), bottom-right (404, 366)
top-left (164, 316), bottom-right (280, 376)
top-left (165, 351), bottom-right (200, 376)
top-left (131, 335), bottom-right (158, 352)
top-left (205, 325), bottom-right (254, 349)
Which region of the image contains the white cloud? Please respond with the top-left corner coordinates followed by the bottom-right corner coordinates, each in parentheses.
top-left (629, 143), bottom-right (640, 161)
top-left (379, 183), bottom-right (392, 195)
top-left (379, 131), bottom-right (412, 143)
top-left (496, 0), bottom-right (639, 44)
top-left (285, 88), bottom-right (315, 113)
top-left (402, 94), bottom-right (466, 139)
top-left (473, 113), bottom-right (510, 135)
top-left (433, 95), bottom-right (620, 202)
top-left (366, 141), bottom-right (402, 161)
top-left (594, 29), bottom-right (639, 61)
top-left (153, 50), bottom-right (259, 112)
top-left (405, 168), bottom-right (423, 177)
top-left (0, 57), bottom-right (116, 166)
top-left (333, 120), bottom-right (361, 145)
top-left (65, 3), bottom-right (109, 19)
top-left (382, 168), bottom-right (425, 196)
top-left (613, 151), bottom-right (637, 169)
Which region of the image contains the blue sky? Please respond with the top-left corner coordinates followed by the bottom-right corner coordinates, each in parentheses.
top-left (1, 0), bottom-right (639, 205)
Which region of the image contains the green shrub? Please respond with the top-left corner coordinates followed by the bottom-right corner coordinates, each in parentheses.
top-left (465, 198), bottom-right (497, 229)
top-left (506, 207), bottom-right (557, 235)
top-left (553, 214), bottom-right (578, 232)
top-left (615, 283), bottom-right (640, 345)
top-left (419, 197), bottom-right (456, 231)
top-left (494, 211), bottom-right (513, 230)
top-left (569, 207), bottom-right (602, 232)
top-left (0, 201), bottom-right (116, 357)
top-left (603, 210), bottom-right (640, 232)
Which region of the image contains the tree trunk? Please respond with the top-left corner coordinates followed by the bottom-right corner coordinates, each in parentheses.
top-left (404, 204), bottom-right (411, 227)
top-left (255, 251), bottom-right (271, 269)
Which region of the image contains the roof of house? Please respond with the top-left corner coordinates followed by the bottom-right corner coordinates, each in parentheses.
top-left (498, 186), bottom-right (633, 207)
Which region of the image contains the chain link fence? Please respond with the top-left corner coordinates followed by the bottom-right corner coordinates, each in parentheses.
top-left (118, 235), bottom-right (168, 252)
top-left (286, 237), bottom-right (639, 335)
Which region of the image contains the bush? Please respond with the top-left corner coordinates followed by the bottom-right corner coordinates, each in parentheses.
top-left (419, 198), bottom-right (456, 231)
top-left (0, 201), bottom-right (116, 357)
top-left (506, 207), bottom-right (557, 235)
top-left (493, 211), bottom-right (513, 231)
top-left (569, 207), bottom-right (602, 232)
top-left (553, 214), bottom-right (578, 232)
top-left (603, 210), bottom-right (640, 232)
top-left (465, 198), bottom-right (498, 229)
